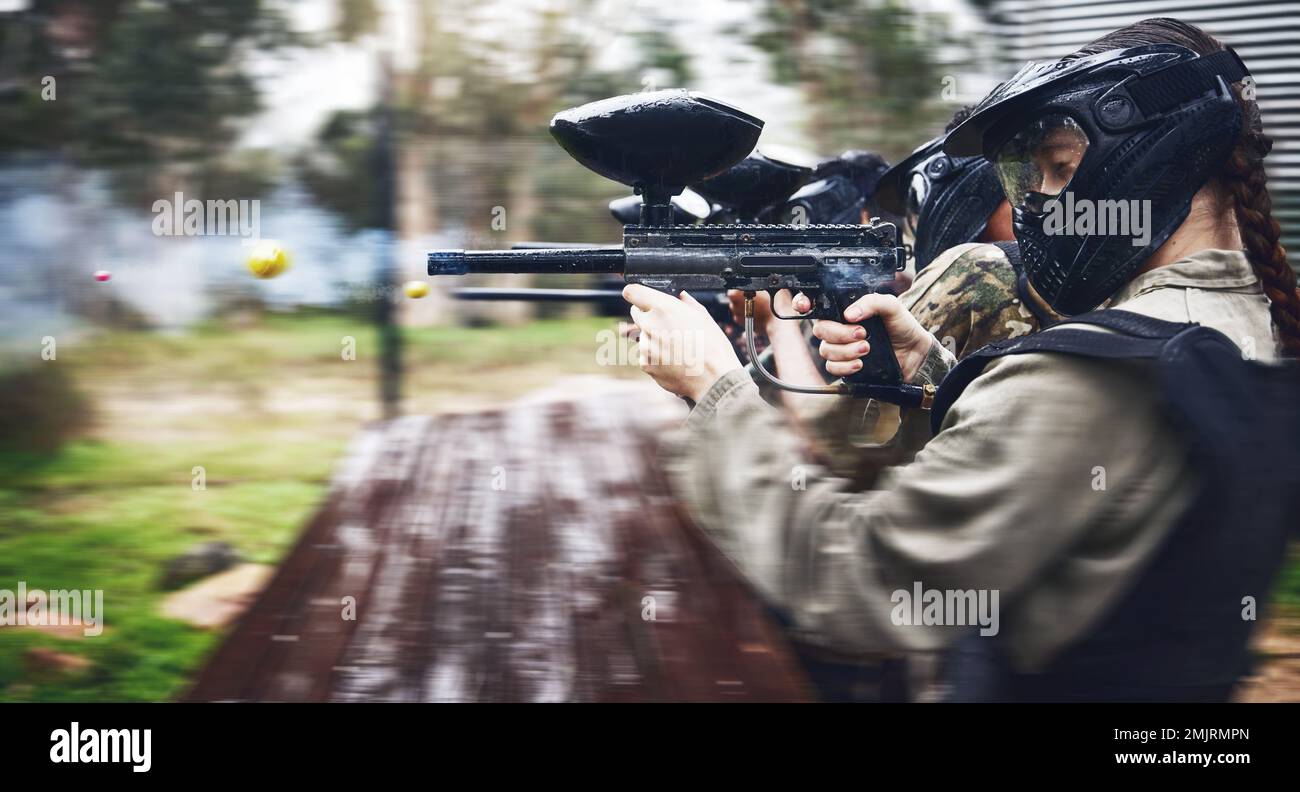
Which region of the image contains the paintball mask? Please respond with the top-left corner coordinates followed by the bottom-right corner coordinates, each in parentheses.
top-left (946, 45), bottom-right (1249, 316)
top-left (877, 137), bottom-right (1004, 271)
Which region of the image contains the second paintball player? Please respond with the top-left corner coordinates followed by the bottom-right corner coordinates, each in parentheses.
top-left (743, 108), bottom-right (1057, 475)
top-left (728, 110), bottom-right (1055, 700)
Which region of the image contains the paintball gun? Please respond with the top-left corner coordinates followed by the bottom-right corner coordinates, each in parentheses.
top-left (428, 90), bottom-right (930, 408)
top-left (449, 144), bottom-right (875, 325)
top-left (451, 188), bottom-right (740, 354)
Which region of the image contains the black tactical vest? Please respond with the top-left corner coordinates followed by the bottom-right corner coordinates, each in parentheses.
top-left (930, 309), bottom-right (1300, 702)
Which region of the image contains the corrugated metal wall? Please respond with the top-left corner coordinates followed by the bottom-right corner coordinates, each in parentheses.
top-left (988, 0), bottom-right (1300, 271)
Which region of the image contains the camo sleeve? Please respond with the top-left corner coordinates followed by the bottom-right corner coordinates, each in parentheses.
top-left (904, 243), bottom-right (1040, 359)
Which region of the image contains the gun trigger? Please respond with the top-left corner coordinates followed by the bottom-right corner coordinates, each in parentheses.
top-left (770, 299), bottom-right (813, 321)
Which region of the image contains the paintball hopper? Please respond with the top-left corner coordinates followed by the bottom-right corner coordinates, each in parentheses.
top-left (778, 178), bottom-right (862, 225)
top-left (691, 150), bottom-right (814, 221)
top-left (549, 90), bottom-right (763, 223)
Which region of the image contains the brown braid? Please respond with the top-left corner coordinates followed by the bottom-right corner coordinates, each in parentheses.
top-left (1220, 100), bottom-right (1300, 357)
top-left (1076, 18), bottom-right (1300, 357)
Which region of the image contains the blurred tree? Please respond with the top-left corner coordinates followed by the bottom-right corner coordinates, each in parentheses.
top-left (633, 27), bottom-right (695, 90)
top-left (747, 0), bottom-right (967, 160)
top-left (295, 109), bottom-right (379, 234)
top-left (406, 0), bottom-right (645, 137)
top-left (0, 0), bottom-right (295, 203)
top-left (336, 0), bottom-right (381, 42)
top-left (300, 0), bottom-right (683, 243)
top-left (0, 363), bottom-right (94, 455)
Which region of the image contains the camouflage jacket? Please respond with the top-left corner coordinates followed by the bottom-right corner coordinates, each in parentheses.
top-left (906, 242), bottom-right (1045, 359)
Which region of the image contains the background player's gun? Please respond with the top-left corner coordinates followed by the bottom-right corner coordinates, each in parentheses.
top-left (767, 150), bottom-right (895, 226)
top-left (692, 150), bottom-right (813, 223)
top-left (428, 90), bottom-right (929, 407)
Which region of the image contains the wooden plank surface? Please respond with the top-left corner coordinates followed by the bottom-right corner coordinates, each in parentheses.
top-left (186, 383), bottom-right (814, 702)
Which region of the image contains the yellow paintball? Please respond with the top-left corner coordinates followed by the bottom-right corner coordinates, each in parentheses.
top-left (246, 241), bottom-right (290, 279)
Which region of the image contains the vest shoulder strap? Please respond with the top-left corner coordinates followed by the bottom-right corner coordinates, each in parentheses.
top-left (929, 309), bottom-right (1205, 435)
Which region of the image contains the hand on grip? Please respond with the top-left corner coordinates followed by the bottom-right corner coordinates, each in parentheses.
top-left (807, 292), bottom-right (937, 384)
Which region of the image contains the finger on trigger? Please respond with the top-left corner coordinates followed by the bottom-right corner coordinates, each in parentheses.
top-left (843, 292), bottom-right (893, 322)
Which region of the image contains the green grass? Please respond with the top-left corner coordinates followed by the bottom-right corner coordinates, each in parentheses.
top-left (1274, 549), bottom-right (1300, 610)
top-left (0, 310), bottom-right (625, 701)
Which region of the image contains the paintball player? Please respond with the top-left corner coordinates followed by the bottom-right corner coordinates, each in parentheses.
top-left (729, 111), bottom-right (1055, 699)
top-left (879, 107), bottom-right (1059, 360)
top-left (626, 18), bottom-right (1300, 701)
top-left (742, 107), bottom-right (1056, 468)
top-left (887, 107), bottom-right (1014, 274)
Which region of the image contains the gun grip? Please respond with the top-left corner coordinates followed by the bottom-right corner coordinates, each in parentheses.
top-left (851, 316), bottom-right (904, 386)
top-left (828, 291), bottom-right (903, 389)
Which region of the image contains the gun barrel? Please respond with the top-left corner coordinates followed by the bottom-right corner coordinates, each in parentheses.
top-left (450, 287), bottom-right (624, 302)
top-left (428, 247), bottom-right (625, 276)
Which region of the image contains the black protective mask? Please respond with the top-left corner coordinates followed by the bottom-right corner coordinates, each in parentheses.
top-left (877, 137), bottom-right (1004, 271)
top-left (946, 45), bottom-right (1249, 316)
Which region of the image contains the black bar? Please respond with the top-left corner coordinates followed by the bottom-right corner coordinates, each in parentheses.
top-left (7, 701), bottom-right (1290, 779)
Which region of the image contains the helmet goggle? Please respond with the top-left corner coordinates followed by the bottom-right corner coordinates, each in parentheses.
top-left (904, 171), bottom-right (929, 238)
top-left (904, 151), bottom-right (956, 239)
top-left (993, 113), bottom-right (1090, 213)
